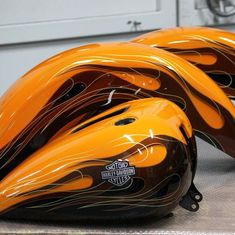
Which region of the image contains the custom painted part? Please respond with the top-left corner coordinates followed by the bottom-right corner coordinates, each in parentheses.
top-left (0, 98), bottom-right (198, 220)
top-left (0, 41), bottom-right (234, 178)
top-left (132, 27), bottom-right (235, 99)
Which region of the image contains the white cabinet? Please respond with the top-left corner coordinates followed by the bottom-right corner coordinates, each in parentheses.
top-left (0, 0), bottom-right (177, 45)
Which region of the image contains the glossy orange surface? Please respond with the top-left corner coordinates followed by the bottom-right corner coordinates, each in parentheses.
top-left (132, 27), bottom-right (235, 99)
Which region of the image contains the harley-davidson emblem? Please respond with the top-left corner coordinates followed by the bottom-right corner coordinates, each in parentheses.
top-left (101, 160), bottom-right (135, 186)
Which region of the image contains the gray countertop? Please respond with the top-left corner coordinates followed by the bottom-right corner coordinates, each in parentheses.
top-left (0, 138), bottom-right (235, 235)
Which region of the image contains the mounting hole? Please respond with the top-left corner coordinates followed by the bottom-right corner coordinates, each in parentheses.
top-left (115, 118), bottom-right (136, 126)
top-left (191, 204), bottom-right (197, 210)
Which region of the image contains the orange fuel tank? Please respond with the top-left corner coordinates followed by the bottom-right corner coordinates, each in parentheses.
top-left (0, 98), bottom-right (200, 221)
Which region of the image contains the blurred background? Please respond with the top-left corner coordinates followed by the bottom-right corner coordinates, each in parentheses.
top-left (1, 0), bottom-right (235, 96)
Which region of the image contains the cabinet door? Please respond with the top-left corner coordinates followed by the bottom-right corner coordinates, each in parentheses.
top-left (0, 0), bottom-right (176, 45)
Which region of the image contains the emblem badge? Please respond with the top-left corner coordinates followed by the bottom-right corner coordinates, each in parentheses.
top-left (101, 160), bottom-right (136, 186)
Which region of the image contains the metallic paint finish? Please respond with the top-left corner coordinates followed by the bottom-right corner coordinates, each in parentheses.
top-left (0, 98), bottom-right (195, 220)
top-left (0, 41), bottom-right (234, 174)
top-left (132, 27), bottom-right (235, 99)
